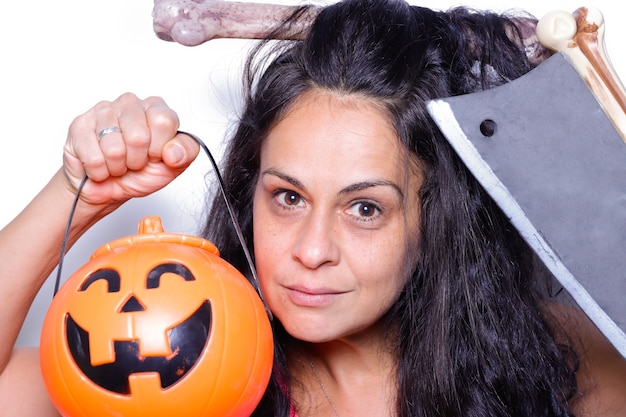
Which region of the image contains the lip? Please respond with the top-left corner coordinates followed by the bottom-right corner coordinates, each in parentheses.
top-left (284, 285), bottom-right (345, 307)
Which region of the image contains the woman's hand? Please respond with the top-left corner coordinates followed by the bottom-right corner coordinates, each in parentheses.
top-left (62, 93), bottom-right (199, 206)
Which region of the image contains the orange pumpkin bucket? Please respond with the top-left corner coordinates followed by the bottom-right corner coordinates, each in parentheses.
top-left (40, 216), bottom-right (273, 417)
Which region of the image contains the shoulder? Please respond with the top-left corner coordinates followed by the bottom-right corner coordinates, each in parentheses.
top-left (0, 347), bottom-right (61, 417)
top-left (544, 302), bottom-right (626, 416)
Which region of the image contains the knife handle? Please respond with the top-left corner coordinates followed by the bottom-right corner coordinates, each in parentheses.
top-left (536, 7), bottom-right (626, 143)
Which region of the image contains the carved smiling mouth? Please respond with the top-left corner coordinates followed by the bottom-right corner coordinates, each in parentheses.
top-left (65, 301), bottom-right (212, 395)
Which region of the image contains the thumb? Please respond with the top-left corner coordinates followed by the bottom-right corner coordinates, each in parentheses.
top-left (162, 132), bottom-right (201, 168)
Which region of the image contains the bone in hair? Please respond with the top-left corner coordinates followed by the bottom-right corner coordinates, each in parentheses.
top-left (509, 16), bottom-right (554, 67)
top-left (572, 8), bottom-right (626, 114)
top-left (537, 7), bottom-right (626, 142)
top-left (152, 0), bottom-right (320, 46)
top-left (152, 0), bottom-right (552, 66)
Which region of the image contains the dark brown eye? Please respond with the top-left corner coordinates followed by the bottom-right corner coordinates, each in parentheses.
top-left (358, 203), bottom-right (376, 217)
top-left (283, 191), bottom-right (301, 206)
top-left (346, 201), bottom-right (382, 222)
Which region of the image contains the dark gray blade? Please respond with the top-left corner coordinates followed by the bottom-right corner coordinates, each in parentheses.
top-left (426, 52), bottom-right (626, 358)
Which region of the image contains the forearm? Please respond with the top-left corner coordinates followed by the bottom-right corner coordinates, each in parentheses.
top-left (0, 169), bottom-right (120, 370)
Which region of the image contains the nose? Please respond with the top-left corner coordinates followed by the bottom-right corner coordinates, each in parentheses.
top-left (119, 294), bottom-right (146, 313)
top-left (291, 211), bottom-right (340, 269)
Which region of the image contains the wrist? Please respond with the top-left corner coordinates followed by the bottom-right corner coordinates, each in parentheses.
top-left (51, 169), bottom-right (124, 235)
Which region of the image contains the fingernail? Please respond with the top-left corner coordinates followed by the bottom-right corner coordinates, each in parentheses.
top-left (165, 142), bottom-right (185, 165)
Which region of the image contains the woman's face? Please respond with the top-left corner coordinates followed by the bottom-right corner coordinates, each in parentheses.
top-left (252, 90), bottom-right (423, 343)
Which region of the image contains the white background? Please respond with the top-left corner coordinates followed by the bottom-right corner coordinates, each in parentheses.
top-left (2, 0), bottom-right (624, 346)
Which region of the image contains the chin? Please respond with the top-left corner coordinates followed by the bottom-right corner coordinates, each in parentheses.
top-left (278, 313), bottom-right (339, 343)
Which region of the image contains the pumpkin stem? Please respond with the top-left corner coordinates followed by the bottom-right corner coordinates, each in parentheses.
top-left (138, 216), bottom-right (165, 234)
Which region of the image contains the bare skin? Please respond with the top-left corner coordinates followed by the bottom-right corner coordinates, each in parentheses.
top-left (0, 93), bottom-right (624, 416)
top-left (548, 303), bottom-right (626, 416)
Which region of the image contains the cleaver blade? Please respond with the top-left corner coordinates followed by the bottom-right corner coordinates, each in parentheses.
top-left (426, 52), bottom-right (626, 358)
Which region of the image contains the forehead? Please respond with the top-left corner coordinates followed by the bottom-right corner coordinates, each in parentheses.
top-left (260, 90), bottom-right (413, 178)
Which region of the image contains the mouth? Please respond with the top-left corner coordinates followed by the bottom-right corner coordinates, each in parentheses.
top-left (284, 286), bottom-right (346, 307)
top-left (65, 300), bottom-right (212, 395)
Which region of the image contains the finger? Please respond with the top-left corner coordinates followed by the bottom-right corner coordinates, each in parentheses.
top-left (116, 99), bottom-right (151, 171)
top-left (143, 96), bottom-right (181, 161)
top-left (163, 132), bottom-right (201, 169)
top-left (64, 108), bottom-right (109, 184)
top-left (93, 100), bottom-right (128, 178)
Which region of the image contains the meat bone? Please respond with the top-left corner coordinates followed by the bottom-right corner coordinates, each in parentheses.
top-left (151, 0), bottom-right (551, 67)
top-left (152, 0), bottom-right (319, 46)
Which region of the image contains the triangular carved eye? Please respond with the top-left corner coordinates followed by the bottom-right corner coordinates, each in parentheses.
top-left (119, 295), bottom-right (146, 313)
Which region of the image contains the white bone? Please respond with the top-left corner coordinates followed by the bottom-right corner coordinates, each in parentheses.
top-left (537, 7), bottom-right (626, 142)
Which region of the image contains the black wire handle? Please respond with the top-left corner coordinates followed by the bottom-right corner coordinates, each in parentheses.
top-left (54, 130), bottom-right (273, 321)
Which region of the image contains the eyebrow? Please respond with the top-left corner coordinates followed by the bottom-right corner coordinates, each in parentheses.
top-left (261, 168), bottom-right (405, 202)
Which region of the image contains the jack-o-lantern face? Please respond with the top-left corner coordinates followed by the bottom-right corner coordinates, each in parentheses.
top-left (40, 217), bottom-right (273, 417)
top-left (66, 263), bottom-right (212, 394)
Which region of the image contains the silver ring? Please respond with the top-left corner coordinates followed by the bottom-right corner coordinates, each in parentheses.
top-left (97, 126), bottom-right (121, 139)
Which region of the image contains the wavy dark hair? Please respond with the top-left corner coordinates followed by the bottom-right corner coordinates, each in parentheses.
top-left (202, 0), bottom-right (577, 415)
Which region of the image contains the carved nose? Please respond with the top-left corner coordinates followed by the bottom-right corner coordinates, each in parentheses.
top-left (119, 295), bottom-right (146, 313)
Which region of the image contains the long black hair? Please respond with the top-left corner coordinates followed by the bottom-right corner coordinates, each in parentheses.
top-left (202, 0), bottom-right (577, 415)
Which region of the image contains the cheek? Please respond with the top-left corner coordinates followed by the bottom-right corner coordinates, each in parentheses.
top-left (252, 198), bottom-right (287, 283)
top-left (354, 228), bottom-right (414, 294)
top-left (364, 251), bottom-right (407, 291)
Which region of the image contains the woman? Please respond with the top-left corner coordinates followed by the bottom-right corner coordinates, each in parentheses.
top-left (0, 0), bottom-right (624, 416)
